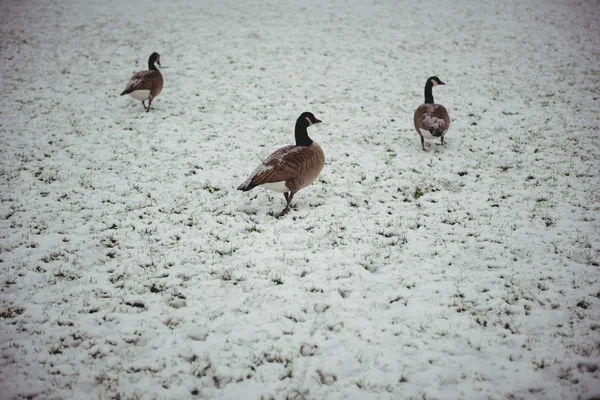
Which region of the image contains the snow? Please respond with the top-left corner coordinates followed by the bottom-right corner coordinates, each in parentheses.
top-left (1, 0), bottom-right (599, 399)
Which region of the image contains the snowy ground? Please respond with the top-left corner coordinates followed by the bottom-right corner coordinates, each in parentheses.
top-left (1, 0), bottom-right (599, 399)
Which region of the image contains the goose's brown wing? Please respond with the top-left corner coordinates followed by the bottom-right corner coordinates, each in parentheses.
top-left (121, 70), bottom-right (162, 95)
top-left (239, 145), bottom-right (316, 190)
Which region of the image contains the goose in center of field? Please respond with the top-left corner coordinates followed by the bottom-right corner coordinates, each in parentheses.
top-left (413, 76), bottom-right (450, 151)
top-left (120, 52), bottom-right (164, 112)
top-left (238, 112), bottom-right (324, 218)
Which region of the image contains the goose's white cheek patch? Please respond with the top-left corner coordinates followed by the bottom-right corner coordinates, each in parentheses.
top-left (129, 90), bottom-right (151, 101)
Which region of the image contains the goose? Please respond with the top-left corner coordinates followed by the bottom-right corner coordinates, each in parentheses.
top-left (120, 52), bottom-right (163, 112)
top-left (238, 112), bottom-right (324, 217)
top-left (413, 76), bottom-right (450, 151)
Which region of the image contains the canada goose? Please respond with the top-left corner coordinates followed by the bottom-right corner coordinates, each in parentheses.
top-left (120, 52), bottom-right (163, 112)
top-left (413, 76), bottom-right (450, 151)
top-left (238, 112), bottom-right (324, 217)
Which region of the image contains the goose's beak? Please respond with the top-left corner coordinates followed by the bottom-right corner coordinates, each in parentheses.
top-left (157, 58), bottom-right (161, 67)
top-left (439, 81), bottom-right (446, 85)
top-left (313, 118), bottom-right (322, 124)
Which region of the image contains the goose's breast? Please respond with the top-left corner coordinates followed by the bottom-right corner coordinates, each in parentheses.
top-left (296, 143), bottom-right (325, 188)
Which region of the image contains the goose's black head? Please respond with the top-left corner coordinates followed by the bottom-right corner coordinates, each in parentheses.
top-left (424, 76), bottom-right (445, 104)
top-left (295, 112), bottom-right (321, 146)
top-left (428, 76), bottom-right (445, 86)
top-left (298, 112), bottom-right (322, 128)
top-left (148, 52), bottom-right (161, 70)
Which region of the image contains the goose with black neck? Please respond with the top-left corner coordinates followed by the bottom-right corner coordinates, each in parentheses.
top-left (413, 76), bottom-right (451, 151)
top-left (120, 52), bottom-right (164, 112)
top-left (238, 112), bottom-right (325, 218)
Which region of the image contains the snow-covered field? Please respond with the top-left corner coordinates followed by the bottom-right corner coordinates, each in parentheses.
top-left (1, 0), bottom-right (599, 398)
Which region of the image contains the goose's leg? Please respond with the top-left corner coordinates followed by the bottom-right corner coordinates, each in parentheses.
top-left (146, 97), bottom-right (153, 112)
top-left (441, 135), bottom-right (445, 146)
top-left (277, 192), bottom-right (295, 218)
top-left (142, 101), bottom-right (147, 110)
top-left (420, 135), bottom-right (426, 151)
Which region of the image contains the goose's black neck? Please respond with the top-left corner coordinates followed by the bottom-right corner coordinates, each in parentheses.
top-left (148, 59), bottom-right (158, 71)
top-left (295, 120), bottom-right (313, 147)
top-left (424, 80), bottom-right (435, 104)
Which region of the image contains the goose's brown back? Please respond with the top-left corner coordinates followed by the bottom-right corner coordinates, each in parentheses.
top-left (414, 104), bottom-right (450, 135)
top-left (122, 70), bottom-right (163, 98)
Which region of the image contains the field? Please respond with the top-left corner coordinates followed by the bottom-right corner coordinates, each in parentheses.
top-left (1, 0), bottom-right (599, 399)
